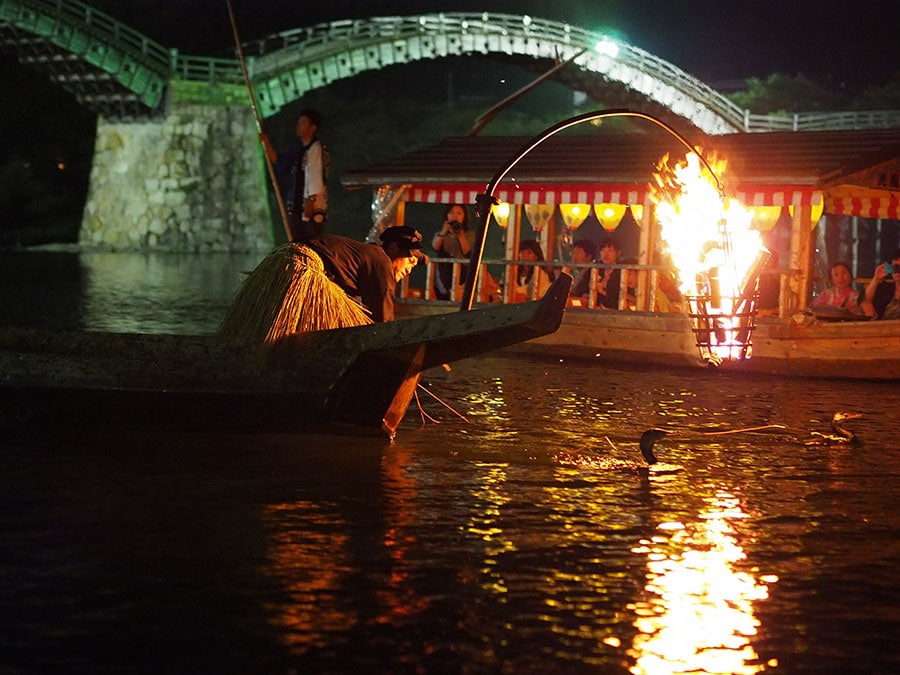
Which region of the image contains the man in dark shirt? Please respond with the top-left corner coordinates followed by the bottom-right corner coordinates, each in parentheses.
top-left (308, 226), bottom-right (426, 322)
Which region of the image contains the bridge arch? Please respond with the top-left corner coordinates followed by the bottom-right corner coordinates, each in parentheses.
top-left (246, 13), bottom-right (745, 134)
top-left (0, 0), bottom-right (175, 118)
top-left (0, 3), bottom-right (746, 132)
top-left (2, 2), bottom-right (897, 132)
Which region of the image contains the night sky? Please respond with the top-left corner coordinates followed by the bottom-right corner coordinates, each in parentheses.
top-left (84, 0), bottom-right (899, 93)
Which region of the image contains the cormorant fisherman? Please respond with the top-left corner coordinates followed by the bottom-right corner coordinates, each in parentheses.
top-left (308, 226), bottom-right (426, 323)
top-left (219, 225), bottom-right (427, 346)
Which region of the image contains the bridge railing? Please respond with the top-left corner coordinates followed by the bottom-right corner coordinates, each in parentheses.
top-left (170, 53), bottom-right (243, 85)
top-left (743, 109), bottom-right (900, 132)
top-left (3, 0), bottom-right (171, 71)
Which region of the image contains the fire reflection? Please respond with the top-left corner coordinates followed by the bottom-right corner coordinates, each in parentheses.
top-left (377, 445), bottom-right (430, 621)
top-left (259, 447), bottom-right (430, 655)
top-left (260, 502), bottom-right (355, 654)
top-left (627, 491), bottom-right (778, 674)
top-left (466, 463), bottom-right (516, 595)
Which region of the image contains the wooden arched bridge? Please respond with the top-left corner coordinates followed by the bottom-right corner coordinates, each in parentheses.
top-left (2, 0), bottom-right (898, 133)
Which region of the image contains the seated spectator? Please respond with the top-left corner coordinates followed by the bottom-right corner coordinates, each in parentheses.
top-left (569, 238), bottom-right (596, 305)
top-left (810, 261), bottom-right (860, 313)
top-left (655, 268), bottom-right (683, 312)
top-left (515, 238), bottom-right (552, 301)
top-left (861, 248), bottom-right (900, 319)
top-left (595, 237), bottom-right (622, 309)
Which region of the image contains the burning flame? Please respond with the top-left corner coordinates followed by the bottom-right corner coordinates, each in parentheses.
top-left (652, 152), bottom-right (763, 298)
top-left (651, 151), bottom-right (768, 361)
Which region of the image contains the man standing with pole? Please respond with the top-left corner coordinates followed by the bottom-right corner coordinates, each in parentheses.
top-left (226, 0), bottom-right (327, 243)
top-left (260, 109), bottom-right (329, 242)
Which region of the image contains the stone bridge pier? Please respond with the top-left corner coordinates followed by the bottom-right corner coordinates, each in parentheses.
top-left (79, 82), bottom-right (274, 252)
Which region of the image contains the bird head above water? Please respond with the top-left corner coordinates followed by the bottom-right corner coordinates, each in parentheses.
top-left (831, 411), bottom-right (863, 441)
top-left (805, 411), bottom-right (863, 445)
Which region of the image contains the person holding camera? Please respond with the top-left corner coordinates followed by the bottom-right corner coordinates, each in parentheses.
top-left (861, 248), bottom-right (900, 319)
top-left (431, 203), bottom-right (475, 300)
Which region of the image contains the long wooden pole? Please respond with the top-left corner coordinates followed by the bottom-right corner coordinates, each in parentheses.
top-left (225, 0), bottom-right (291, 240)
top-left (467, 48), bottom-right (586, 137)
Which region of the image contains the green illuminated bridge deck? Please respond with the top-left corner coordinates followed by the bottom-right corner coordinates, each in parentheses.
top-left (1, 0), bottom-right (898, 133)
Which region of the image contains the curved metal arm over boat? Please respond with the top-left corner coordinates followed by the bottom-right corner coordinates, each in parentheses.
top-left (459, 109), bottom-right (724, 311)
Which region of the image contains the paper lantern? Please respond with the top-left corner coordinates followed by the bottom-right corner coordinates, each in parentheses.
top-left (593, 203), bottom-right (627, 232)
top-left (492, 202), bottom-right (510, 229)
top-left (789, 193), bottom-right (824, 228)
top-left (560, 204), bottom-right (589, 230)
top-left (751, 205), bottom-right (783, 231)
top-left (629, 204), bottom-right (643, 224)
top-left (524, 204), bottom-right (555, 232)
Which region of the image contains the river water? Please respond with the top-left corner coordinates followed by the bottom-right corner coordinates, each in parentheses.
top-left (1, 250), bottom-right (898, 674)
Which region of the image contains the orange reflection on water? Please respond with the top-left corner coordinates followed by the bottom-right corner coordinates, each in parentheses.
top-left (377, 446), bottom-right (430, 622)
top-left (464, 463), bottom-right (517, 597)
top-left (260, 502), bottom-right (354, 654)
top-left (627, 491), bottom-right (777, 675)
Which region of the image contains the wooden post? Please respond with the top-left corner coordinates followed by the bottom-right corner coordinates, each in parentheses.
top-left (787, 203), bottom-right (815, 314)
top-left (636, 195), bottom-right (654, 311)
top-left (503, 205), bottom-right (521, 303)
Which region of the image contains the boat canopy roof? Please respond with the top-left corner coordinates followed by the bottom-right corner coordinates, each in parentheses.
top-left (341, 128), bottom-right (900, 217)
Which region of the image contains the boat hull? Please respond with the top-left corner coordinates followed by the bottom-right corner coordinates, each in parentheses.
top-left (0, 275), bottom-right (572, 437)
top-left (397, 303), bottom-right (900, 380)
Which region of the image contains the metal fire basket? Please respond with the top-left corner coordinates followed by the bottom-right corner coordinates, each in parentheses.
top-left (685, 292), bottom-right (759, 365)
top-left (684, 250), bottom-right (770, 365)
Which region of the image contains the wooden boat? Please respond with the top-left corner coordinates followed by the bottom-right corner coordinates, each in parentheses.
top-left (396, 300), bottom-right (900, 381)
top-left (731, 314), bottom-right (900, 379)
top-left (536, 310), bottom-right (900, 380)
top-left (0, 274), bottom-right (571, 438)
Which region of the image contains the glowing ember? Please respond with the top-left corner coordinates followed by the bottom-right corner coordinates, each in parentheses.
top-left (651, 151), bottom-right (768, 361)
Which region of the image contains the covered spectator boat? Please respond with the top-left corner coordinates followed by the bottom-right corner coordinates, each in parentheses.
top-left (342, 126), bottom-right (900, 380)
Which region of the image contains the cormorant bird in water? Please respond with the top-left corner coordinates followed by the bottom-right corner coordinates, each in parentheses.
top-left (802, 411), bottom-right (863, 445)
top-left (640, 412), bottom-right (862, 465)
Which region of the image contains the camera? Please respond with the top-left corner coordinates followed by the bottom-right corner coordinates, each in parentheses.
top-left (449, 220), bottom-right (462, 233)
top-left (886, 263), bottom-right (894, 274)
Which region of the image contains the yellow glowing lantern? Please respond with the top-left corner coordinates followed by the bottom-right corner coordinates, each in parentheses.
top-left (630, 204), bottom-right (644, 224)
top-left (788, 193), bottom-right (824, 228)
top-left (491, 202), bottom-right (510, 229)
top-left (594, 203), bottom-right (627, 232)
top-left (524, 204), bottom-right (555, 232)
top-left (750, 205), bottom-right (783, 231)
top-left (560, 203), bottom-right (589, 230)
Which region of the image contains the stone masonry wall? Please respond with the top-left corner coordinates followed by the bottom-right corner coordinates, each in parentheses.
top-left (80, 102), bottom-right (273, 252)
